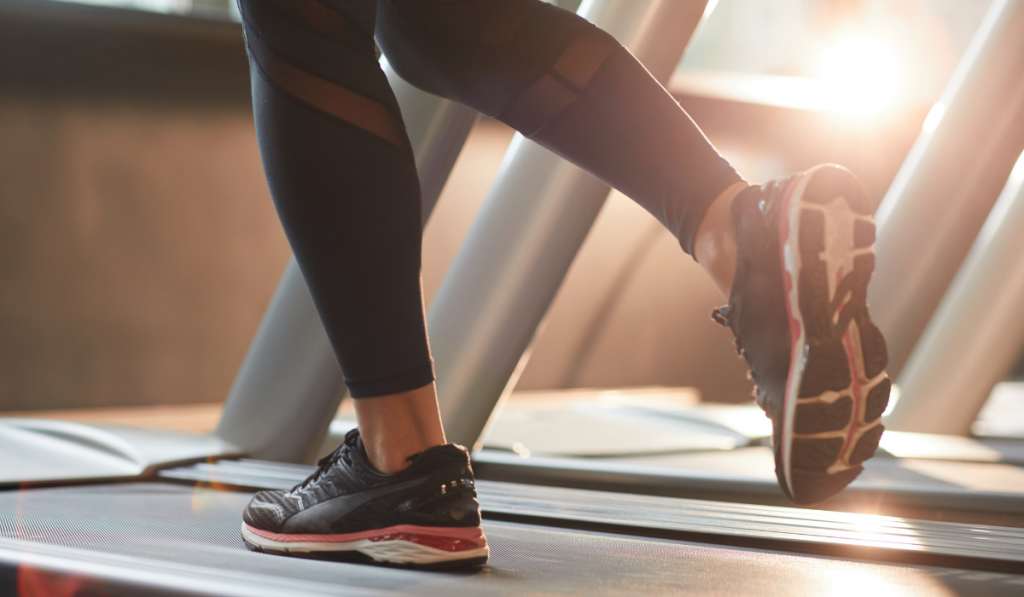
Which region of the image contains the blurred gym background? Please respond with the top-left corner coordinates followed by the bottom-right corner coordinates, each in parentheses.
top-left (0, 0), bottom-right (1011, 425)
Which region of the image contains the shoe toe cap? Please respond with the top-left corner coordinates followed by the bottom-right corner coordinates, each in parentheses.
top-left (242, 490), bottom-right (291, 532)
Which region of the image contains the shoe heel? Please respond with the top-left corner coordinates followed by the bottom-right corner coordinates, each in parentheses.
top-left (802, 164), bottom-right (872, 215)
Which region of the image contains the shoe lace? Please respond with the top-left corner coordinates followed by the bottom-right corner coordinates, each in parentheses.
top-left (712, 305), bottom-right (747, 359)
top-left (291, 441), bottom-right (354, 493)
top-left (711, 305), bottom-right (731, 328)
top-left (713, 303), bottom-right (769, 410)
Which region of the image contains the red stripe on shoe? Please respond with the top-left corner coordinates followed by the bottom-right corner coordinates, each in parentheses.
top-left (244, 523), bottom-right (488, 551)
top-left (841, 326), bottom-right (863, 454)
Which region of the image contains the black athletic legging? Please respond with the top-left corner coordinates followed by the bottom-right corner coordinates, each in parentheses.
top-left (236, 0), bottom-right (743, 398)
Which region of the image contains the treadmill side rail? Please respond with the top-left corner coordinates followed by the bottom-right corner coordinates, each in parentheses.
top-left (888, 151), bottom-right (1024, 434)
top-left (870, 0), bottom-right (1024, 378)
top-left (429, 0), bottom-right (714, 449)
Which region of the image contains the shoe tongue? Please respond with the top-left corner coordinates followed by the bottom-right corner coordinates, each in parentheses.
top-left (340, 428), bottom-right (449, 474)
top-left (343, 428), bottom-right (378, 471)
top-left (343, 428), bottom-right (367, 456)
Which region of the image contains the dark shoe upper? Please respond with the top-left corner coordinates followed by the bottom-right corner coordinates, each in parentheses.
top-left (243, 429), bottom-right (482, 535)
top-left (712, 177), bottom-right (796, 421)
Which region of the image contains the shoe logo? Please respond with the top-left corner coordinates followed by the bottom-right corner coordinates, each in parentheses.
top-left (282, 476), bottom-right (429, 534)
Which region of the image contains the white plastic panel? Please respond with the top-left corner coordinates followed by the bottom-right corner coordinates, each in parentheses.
top-left (0, 418), bottom-right (240, 486)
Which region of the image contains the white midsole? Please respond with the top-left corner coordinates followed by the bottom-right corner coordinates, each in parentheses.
top-left (241, 523), bottom-right (489, 565)
top-left (780, 170), bottom-right (815, 498)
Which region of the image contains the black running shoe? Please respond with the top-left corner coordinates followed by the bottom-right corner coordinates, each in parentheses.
top-left (241, 429), bottom-right (489, 568)
top-left (713, 164), bottom-right (891, 505)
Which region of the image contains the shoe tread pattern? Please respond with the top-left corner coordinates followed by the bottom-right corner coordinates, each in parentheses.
top-left (782, 165), bottom-right (891, 505)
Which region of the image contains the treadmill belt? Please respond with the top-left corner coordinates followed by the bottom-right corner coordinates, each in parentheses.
top-left (3, 484), bottom-right (1024, 596)
top-left (161, 459), bottom-right (1024, 571)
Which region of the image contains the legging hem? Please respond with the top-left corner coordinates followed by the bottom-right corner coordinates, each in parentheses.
top-left (679, 167), bottom-right (746, 259)
top-left (347, 362), bottom-right (436, 398)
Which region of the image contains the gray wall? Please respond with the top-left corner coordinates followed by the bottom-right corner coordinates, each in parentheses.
top-left (0, 2), bottom-right (290, 411)
top-left (0, 98), bottom-right (288, 411)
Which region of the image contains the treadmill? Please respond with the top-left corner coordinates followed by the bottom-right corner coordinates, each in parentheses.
top-left (5, 0), bottom-right (1024, 595)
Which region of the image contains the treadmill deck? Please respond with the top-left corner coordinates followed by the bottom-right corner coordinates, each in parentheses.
top-left (3, 482), bottom-right (1024, 596)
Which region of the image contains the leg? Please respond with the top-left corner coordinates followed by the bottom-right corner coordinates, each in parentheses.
top-left (237, 0), bottom-right (487, 567)
top-left (376, 0), bottom-right (744, 259)
top-left (694, 181), bottom-right (749, 297)
top-left (354, 382), bottom-right (445, 473)
top-left (237, 0), bottom-right (444, 472)
top-left (378, 0), bottom-right (889, 504)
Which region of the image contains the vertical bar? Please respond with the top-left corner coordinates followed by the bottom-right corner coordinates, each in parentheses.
top-left (429, 0), bottom-right (714, 449)
top-left (886, 152), bottom-right (1024, 434)
top-left (869, 0), bottom-right (1024, 378)
top-left (216, 65), bottom-right (477, 463)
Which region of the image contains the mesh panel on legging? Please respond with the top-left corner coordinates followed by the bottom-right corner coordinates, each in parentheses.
top-left (238, 0), bottom-right (434, 398)
top-left (376, 0), bottom-right (743, 256)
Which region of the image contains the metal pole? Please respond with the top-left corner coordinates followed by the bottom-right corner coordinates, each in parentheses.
top-left (216, 66), bottom-right (477, 463)
top-left (886, 152), bottom-right (1024, 434)
top-left (429, 0), bottom-right (714, 449)
top-left (869, 0), bottom-right (1024, 378)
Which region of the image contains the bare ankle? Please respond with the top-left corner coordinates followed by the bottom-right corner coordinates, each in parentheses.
top-left (694, 181), bottom-right (748, 298)
top-left (361, 436), bottom-right (419, 474)
top-left (353, 383), bottom-right (447, 474)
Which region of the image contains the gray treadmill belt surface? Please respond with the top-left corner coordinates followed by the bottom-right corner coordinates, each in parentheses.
top-left (468, 449), bottom-right (1024, 517)
top-left (4, 483), bottom-right (1024, 597)
top-left (159, 459), bottom-right (1024, 573)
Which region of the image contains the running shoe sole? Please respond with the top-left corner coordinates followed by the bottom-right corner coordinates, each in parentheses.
top-left (777, 164), bottom-right (891, 505)
top-left (241, 522), bottom-right (489, 569)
